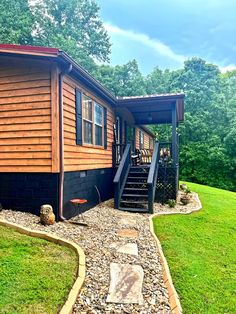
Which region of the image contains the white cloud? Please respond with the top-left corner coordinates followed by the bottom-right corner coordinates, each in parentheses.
top-left (220, 64), bottom-right (236, 73)
top-left (104, 22), bottom-right (186, 65)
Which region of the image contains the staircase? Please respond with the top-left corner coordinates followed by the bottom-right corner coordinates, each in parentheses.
top-left (114, 142), bottom-right (159, 214)
top-left (119, 165), bottom-right (150, 213)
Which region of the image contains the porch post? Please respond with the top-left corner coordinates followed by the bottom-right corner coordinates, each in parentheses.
top-left (172, 101), bottom-right (177, 165)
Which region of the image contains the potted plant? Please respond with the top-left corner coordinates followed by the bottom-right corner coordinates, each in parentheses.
top-left (180, 187), bottom-right (191, 205)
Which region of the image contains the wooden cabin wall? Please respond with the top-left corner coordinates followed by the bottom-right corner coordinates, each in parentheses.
top-left (0, 57), bottom-right (54, 172)
top-left (135, 127), bottom-right (154, 150)
top-left (63, 76), bottom-right (115, 172)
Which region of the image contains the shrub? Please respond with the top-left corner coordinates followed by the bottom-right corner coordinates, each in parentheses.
top-left (168, 199), bottom-right (176, 208)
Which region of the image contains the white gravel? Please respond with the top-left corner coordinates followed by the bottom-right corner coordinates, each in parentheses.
top-left (0, 192), bottom-right (200, 314)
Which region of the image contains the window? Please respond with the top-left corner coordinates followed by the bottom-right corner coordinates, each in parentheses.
top-left (149, 137), bottom-right (154, 149)
top-left (82, 94), bottom-right (104, 146)
top-left (83, 95), bottom-right (93, 144)
top-left (95, 103), bottom-right (103, 146)
top-left (140, 131), bottom-right (144, 149)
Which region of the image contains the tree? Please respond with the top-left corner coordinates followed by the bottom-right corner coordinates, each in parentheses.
top-left (0, 0), bottom-right (34, 45)
top-left (147, 58), bottom-right (236, 191)
top-left (96, 60), bottom-right (146, 96)
top-left (32, 0), bottom-right (110, 71)
top-left (145, 67), bottom-right (173, 94)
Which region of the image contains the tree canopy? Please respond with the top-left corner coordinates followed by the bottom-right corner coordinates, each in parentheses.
top-left (0, 1), bottom-right (235, 191)
top-left (0, 0), bottom-right (110, 72)
top-left (96, 58), bottom-right (236, 191)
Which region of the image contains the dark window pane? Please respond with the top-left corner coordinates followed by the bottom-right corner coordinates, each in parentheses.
top-left (84, 121), bottom-right (93, 144)
top-left (95, 125), bottom-right (102, 146)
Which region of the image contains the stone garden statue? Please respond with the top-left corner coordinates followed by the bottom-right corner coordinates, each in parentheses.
top-left (40, 204), bottom-right (55, 225)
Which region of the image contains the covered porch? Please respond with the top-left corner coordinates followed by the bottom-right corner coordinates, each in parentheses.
top-left (113, 93), bottom-right (185, 166)
top-left (113, 93), bottom-right (185, 213)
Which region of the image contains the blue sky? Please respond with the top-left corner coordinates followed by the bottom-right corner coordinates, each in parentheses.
top-left (97, 0), bottom-right (236, 74)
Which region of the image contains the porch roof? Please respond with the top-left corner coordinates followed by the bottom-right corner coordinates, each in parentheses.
top-left (116, 93), bottom-right (185, 125)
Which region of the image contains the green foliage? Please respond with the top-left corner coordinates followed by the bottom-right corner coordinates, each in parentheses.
top-left (0, 0), bottom-right (34, 45)
top-left (0, 225), bottom-right (77, 313)
top-left (147, 58), bottom-right (236, 191)
top-left (95, 60), bottom-right (146, 96)
top-left (153, 182), bottom-right (236, 314)
top-left (185, 187), bottom-right (191, 194)
top-left (0, 2), bottom-right (235, 191)
top-left (32, 0), bottom-right (110, 68)
top-left (0, 0), bottom-right (110, 73)
top-left (167, 199), bottom-right (176, 208)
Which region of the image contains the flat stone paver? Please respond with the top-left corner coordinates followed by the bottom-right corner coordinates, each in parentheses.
top-left (117, 228), bottom-right (139, 238)
top-left (119, 217), bottom-right (137, 226)
top-left (106, 263), bottom-right (144, 304)
top-left (117, 243), bottom-right (138, 256)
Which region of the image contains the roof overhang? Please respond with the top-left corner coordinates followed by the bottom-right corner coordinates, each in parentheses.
top-left (117, 94), bottom-right (185, 124)
top-left (0, 43), bottom-right (116, 106)
top-left (0, 44), bottom-right (185, 124)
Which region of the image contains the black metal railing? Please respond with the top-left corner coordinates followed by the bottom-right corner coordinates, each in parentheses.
top-left (147, 142), bottom-right (160, 214)
top-left (113, 144), bottom-right (131, 209)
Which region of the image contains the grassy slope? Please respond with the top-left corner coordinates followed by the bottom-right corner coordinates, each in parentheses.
top-left (0, 226), bottom-right (77, 314)
top-left (153, 182), bottom-right (236, 314)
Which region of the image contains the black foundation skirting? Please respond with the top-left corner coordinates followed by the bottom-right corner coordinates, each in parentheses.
top-left (63, 168), bottom-right (114, 219)
top-left (63, 168), bottom-right (115, 219)
top-left (0, 168), bottom-right (115, 221)
top-left (0, 173), bottom-right (59, 219)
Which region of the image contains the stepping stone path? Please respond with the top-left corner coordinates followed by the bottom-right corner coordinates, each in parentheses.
top-left (107, 228), bottom-right (144, 305)
top-left (106, 263), bottom-right (144, 304)
top-left (117, 243), bottom-right (139, 256)
top-left (117, 228), bottom-right (139, 238)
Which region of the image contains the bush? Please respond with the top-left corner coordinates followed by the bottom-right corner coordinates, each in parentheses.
top-left (167, 199), bottom-right (176, 208)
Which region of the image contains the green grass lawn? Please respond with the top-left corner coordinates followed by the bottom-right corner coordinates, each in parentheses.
top-left (0, 226), bottom-right (78, 314)
top-left (153, 182), bottom-right (236, 314)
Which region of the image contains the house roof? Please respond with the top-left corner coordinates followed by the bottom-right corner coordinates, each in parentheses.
top-left (117, 93), bottom-right (185, 101)
top-left (0, 43), bottom-right (185, 124)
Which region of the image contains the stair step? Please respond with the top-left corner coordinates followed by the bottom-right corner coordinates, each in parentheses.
top-left (128, 171), bottom-right (148, 175)
top-left (126, 181), bottom-right (147, 185)
top-left (119, 207), bottom-right (149, 213)
top-left (130, 165), bottom-right (150, 169)
top-left (120, 200), bottom-right (148, 205)
top-left (123, 188), bottom-right (148, 191)
top-left (127, 176), bottom-right (147, 180)
top-left (122, 194), bottom-right (148, 198)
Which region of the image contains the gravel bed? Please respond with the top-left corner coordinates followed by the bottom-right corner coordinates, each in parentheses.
top-left (154, 191), bottom-right (201, 214)
top-left (0, 193), bottom-right (200, 314)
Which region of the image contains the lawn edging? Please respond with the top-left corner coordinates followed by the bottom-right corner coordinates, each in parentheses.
top-left (149, 193), bottom-right (202, 314)
top-left (0, 219), bottom-right (85, 314)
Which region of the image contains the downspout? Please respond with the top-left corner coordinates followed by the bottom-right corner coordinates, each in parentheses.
top-left (58, 64), bottom-right (73, 221)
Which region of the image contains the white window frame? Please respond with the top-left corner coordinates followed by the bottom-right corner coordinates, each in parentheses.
top-left (82, 94), bottom-right (104, 147)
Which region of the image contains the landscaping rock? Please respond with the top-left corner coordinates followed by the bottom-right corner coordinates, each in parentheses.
top-left (117, 243), bottom-right (138, 256)
top-left (0, 196), bottom-right (200, 313)
top-left (117, 228), bottom-right (139, 238)
top-left (106, 263), bottom-right (144, 304)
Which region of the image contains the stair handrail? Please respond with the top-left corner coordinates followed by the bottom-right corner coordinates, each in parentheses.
top-left (147, 141), bottom-right (160, 213)
top-left (113, 144), bottom-right (131, 209)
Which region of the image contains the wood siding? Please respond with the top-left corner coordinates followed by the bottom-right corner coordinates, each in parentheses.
top-left (135, 127), bottom-right (154, 150)
top-left (0, 58), bottom-right (53, 172)
top-left (63, 76), bottom-right (115, 172)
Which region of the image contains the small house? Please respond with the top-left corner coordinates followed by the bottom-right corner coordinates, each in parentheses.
top-left (0, 44), bottom-right (184, 219)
